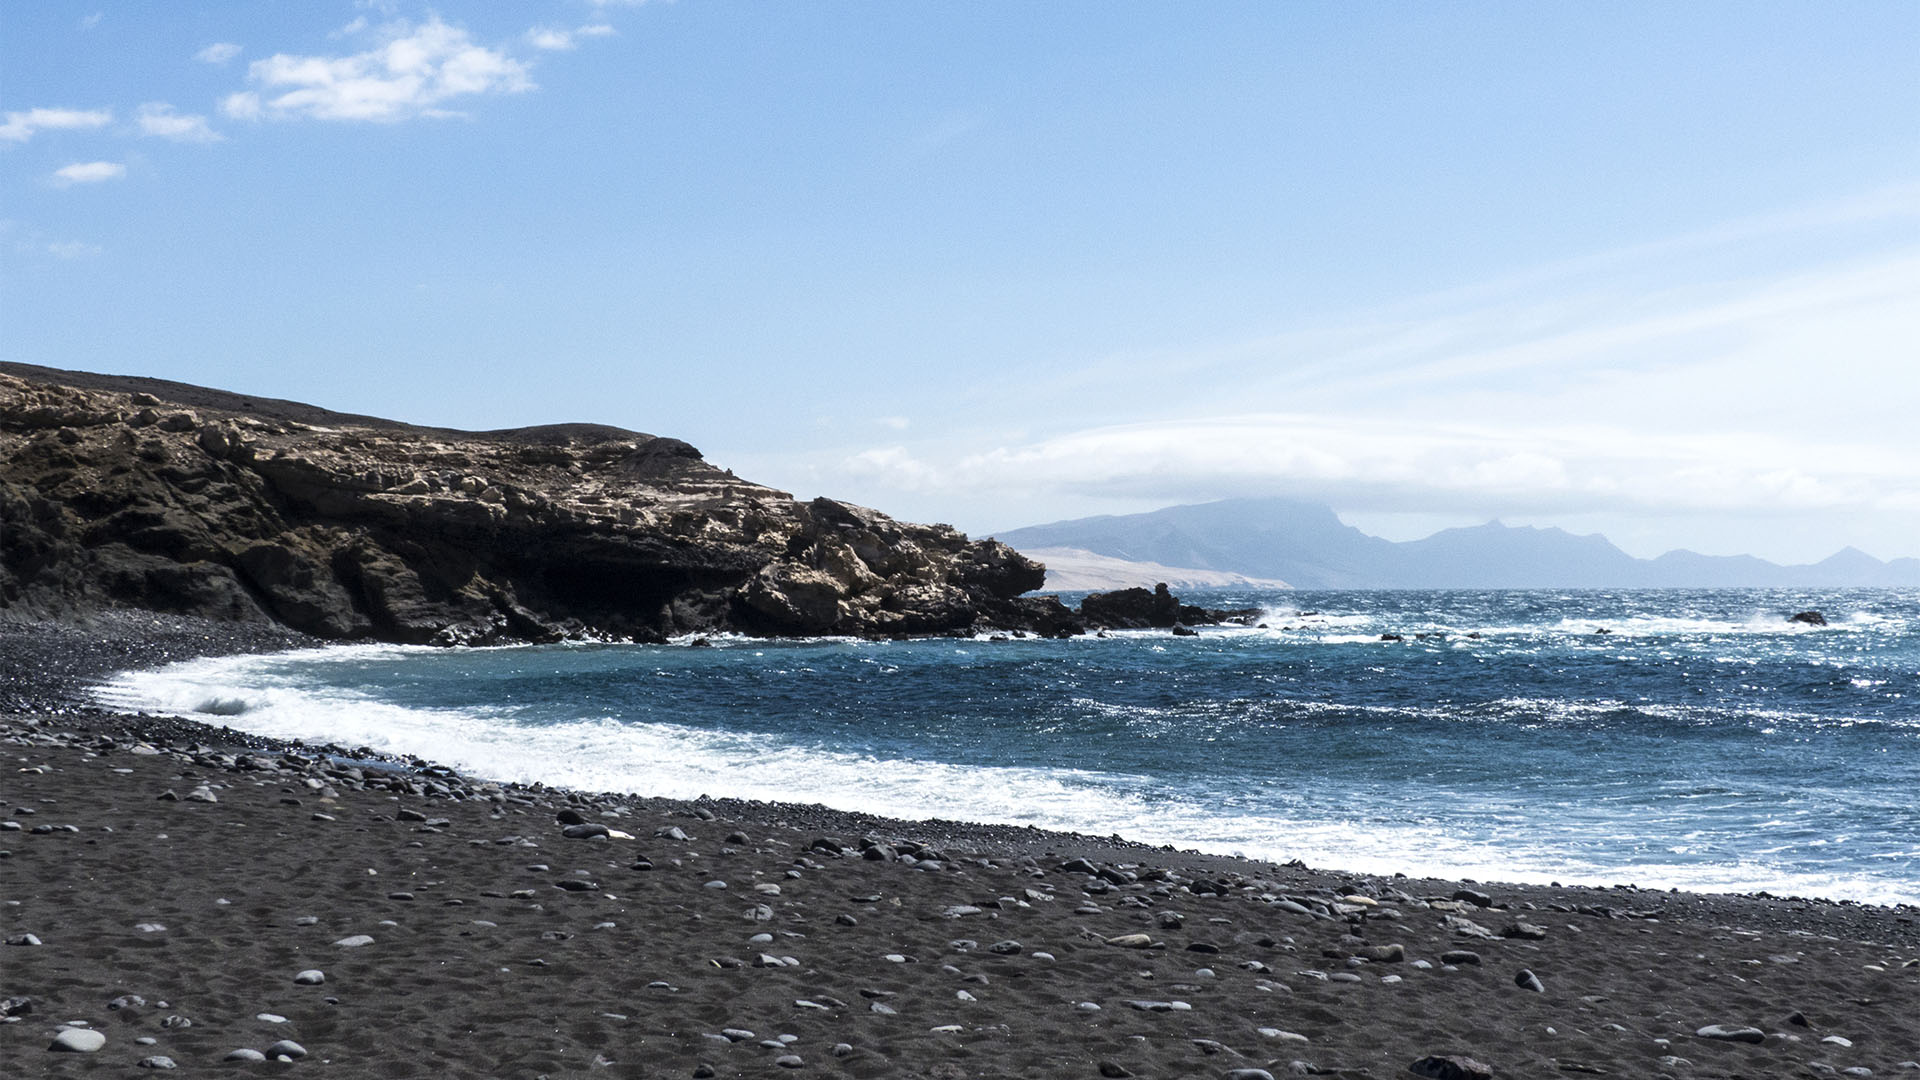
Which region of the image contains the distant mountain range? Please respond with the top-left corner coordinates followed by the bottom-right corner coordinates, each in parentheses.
top-left (994, 498), bottom-right (1920, 590)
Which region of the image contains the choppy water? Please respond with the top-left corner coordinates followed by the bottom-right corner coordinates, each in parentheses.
top-left (98, 588), bottom-right (1920, 905)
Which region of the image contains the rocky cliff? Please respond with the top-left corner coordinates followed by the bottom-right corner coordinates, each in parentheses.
top-left (1, 365), bottom-right (1091, 644)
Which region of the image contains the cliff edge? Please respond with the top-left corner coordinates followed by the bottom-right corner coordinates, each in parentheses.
top-left (1, 364), bottom-right (1081, 644)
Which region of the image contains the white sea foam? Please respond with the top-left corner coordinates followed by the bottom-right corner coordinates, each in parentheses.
top-left (94, 648), bottom-right (1919, 906)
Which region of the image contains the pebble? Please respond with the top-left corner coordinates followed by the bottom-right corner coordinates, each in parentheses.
top-left (1226, 1071), bottom-right (1276, 1080)
top-left (294, 969), bottom-right (326, 984)
top-left (267, 1040), bottom-right (308, 1059)
top-left (137, 1055), bottom-right (177, 1069)
top-left (49, 1027), bottom-right (106, 1053)
top-left (256, 1012), bottom-right (288, 1023)
top-left (1106, 933), bottom-right (1154, 948)
top-left (226, 1048), bottom-right (268, 1061)
top-left (333, 934), bottom-right (375, 947)
top-left (1409, 1055), bottom-right (1494, 1080)
top-left (1696, 1024), bottom-right (1767, 1043)
top-left (1259, 1028), bottom-right (1309, 1042)
top-left (1440, 949), bottom-right (1481, 966)
top-left (774, 1054), bottom-right (804, 1068)
top-left (1515, 968), bottom-right (1546, 992)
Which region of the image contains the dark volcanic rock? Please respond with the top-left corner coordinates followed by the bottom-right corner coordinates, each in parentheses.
top-left (1788, 610), bottom-right (1828, 626)
top-left (1079, 582), bottom-right (1258, 631)
top-left (0, 366), bottom-right (1055, 643)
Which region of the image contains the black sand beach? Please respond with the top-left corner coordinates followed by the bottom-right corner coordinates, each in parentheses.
top-left (2, 618), bottom-right (1917, 1078)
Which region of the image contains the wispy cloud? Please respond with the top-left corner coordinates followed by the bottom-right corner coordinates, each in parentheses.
top-left (0, 107), bottom-right (112, 143)
top-left (833, 190), bottom-right (1920, 535)
top-left (222, 17), bottom-right (534, 123)
top-left (526, 23), bottom-right (617, 52)
top-left (77, 12), bottom-right (103, 31)
top-left (195, 42), bottom-right (243, 65)
top-left (47, 240), bottom-right (103, 259)
top-left (135, 103), bottom-right (222, 143)
top-left (846, 415), bottom-right (1920, 519)
top-left (51, 161), bottom-right (126, 185)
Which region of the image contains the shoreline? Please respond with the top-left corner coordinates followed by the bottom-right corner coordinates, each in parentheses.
top-left (3, 615), bottom-right (1917, 1076)
top-left (71, 616), bottom-right (1920, 913)
top-left (17, 613), bottom-right (1920, 916)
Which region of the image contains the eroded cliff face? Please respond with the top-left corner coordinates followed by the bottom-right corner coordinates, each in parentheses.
top-left (0, 369), bottom-right (1075, 644)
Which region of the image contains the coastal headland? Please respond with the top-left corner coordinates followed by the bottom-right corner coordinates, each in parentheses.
top-left (0, 364), bottom-right (1250, 646)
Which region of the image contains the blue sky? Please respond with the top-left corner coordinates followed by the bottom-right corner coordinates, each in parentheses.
top-left (4, 2), bottom-right (1917, 563)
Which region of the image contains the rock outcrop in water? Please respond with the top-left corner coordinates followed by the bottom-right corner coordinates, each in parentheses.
top-left (1, 365), bottom-right (1251, 644)
top-left (0, 365), bottom-right (1093, 644)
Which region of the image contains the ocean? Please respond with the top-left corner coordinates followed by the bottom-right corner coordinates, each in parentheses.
top-left (97, 588), bottom-right (1919, 906)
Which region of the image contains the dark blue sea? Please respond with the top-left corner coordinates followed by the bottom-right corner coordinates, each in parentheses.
top-left (100, 588), bottom-right (1920, 905)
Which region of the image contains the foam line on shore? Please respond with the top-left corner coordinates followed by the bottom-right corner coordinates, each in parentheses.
top-left (97, 648), bottom-right (1920, 906)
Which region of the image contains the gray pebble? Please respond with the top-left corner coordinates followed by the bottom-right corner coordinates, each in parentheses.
top-left (294, 969), bottom-right (326, 985)
top-left (333, 934), bottom-right (375, 947)
top-left (1515, 968), bottom-right (1545, 992)
top-left (1696, 1025), bottom-right (1766, 1043)
top-left (225, 1048), bottom-right (268, 1061)
top-left (136, 1055), bottom-right (178, 1069)
top-left (267, 1040), bottom-right (307, 1059)
top-left (49, 1028), bottom-right (106, 1053)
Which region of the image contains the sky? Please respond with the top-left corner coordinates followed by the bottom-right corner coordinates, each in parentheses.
top-left (4, 2), bottom-right (1917, 565)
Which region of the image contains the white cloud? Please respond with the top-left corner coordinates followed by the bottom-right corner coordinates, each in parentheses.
top-left (827, 191), bottom-right (1920, 550)
top-left (526, 23), bottom-right (618, 51)
top-left (77, 12), bottom-right (103, 31)
top-left (844, 415), bottom-right (1920, 523)
top-left (196, 42), bottom-right (243, 65)
top-left (135, 103), bottom-right (222, 143)
top-left (878, 416), bottom-right (910, 431)
top-left (0, 107), bottom-right (112, 142)
top-left (51, 161), bottom-right (126, 185)
top-left (222, 17), bottom-right (534, 123)
top-left (47, 240), bottom-right (102, 259)
top-left (526, 27), bottom-right (578, 51)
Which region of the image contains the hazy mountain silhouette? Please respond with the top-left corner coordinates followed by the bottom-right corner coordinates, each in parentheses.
top-left (995, 498), bottom-right (1920, 589)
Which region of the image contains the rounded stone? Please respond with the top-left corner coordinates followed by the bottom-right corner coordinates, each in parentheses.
top-left (294, 969), bottom-right (326, 985)
top-left (49, 1028), bottom-right (106, 1053)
